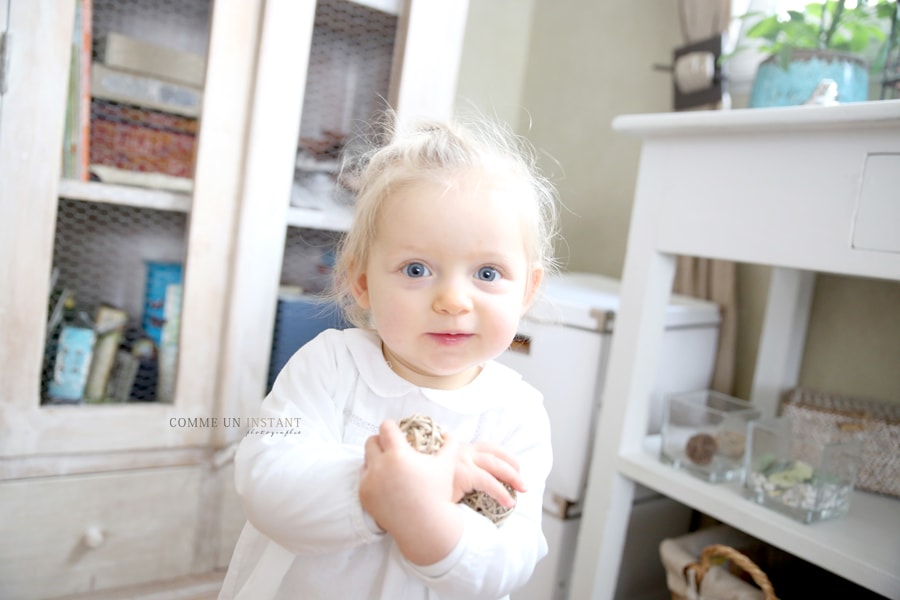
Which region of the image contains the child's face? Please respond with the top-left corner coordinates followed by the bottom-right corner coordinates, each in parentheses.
top-left (351, 175), bottom-right (542, 390)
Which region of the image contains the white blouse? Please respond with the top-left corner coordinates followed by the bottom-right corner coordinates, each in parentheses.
top-left (218, 328), bottom-right (552, 600)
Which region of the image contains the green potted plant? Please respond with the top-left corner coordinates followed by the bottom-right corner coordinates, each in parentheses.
top-left (738, 0), bottom-right (898, 106)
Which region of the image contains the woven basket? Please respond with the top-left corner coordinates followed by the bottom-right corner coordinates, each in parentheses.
top-left (397, 415), bottom-right (515, 525)
top-left (674, 545), bottom-right (777, 600)
top-left (780, 387), bottom-right (900, 498)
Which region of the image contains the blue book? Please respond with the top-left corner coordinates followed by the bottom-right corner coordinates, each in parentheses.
top-left (267, 290), bottom-right (347, 391)
top-left (48, 325), bottom-right (95, 402)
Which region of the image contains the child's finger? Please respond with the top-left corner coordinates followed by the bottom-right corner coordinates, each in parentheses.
top-left (472, 472), bottom-right (518, 508)
top-left (364, 432), bottom-right (384, 458)
top-left (478, 455), bottom-right (526, 493)
top-left (377, 419), bottom-right (407, 452)
top-left (472, 441), bottom-right (520, 471)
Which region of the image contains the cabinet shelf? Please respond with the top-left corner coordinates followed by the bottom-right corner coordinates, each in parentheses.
top-left (286, 203), bottom-right (353, 232)
top-left (622, 435), bottom-right (900, 599)
top-left (58, 179), bottom-right (191, 213)
top-left (347, 0), bottom-right (400, 15)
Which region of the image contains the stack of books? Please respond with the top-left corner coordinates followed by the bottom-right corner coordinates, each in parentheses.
top-left (63, 7), bottom-right (207, 192)
top-left (89, 32), bottom-right (206, 191)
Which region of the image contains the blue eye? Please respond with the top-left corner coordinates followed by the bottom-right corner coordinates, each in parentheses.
top-left (403, 262), bottom-right (431, 278)
top-left (476, 266), bottom-right (500, 282)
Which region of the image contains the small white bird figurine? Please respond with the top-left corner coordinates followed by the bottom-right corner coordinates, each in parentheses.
top-left (804, 79), bottom-right (839, 105)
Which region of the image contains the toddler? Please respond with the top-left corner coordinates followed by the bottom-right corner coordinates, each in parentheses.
top-left (219, 115), bottom-right (559, 600)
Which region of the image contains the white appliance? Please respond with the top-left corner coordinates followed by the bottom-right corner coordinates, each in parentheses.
top-left (498, 273), bottom-right (721, 600)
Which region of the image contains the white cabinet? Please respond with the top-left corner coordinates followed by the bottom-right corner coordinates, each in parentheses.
top-left (0, 0), bottom-right (467, 596)
top-left (212, 0), bottom-right (470, 446)
top-left (568, 101), bottom-right (900, 600)
top-left (1, 0), bottom-right (256, 458)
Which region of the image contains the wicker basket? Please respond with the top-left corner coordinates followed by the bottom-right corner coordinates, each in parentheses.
top-left (661, 525), bottom-right (776, 600)
top-left (674, 545), bottom-right (777, 600)
top-left (780, 387), bottom-right (900, 498)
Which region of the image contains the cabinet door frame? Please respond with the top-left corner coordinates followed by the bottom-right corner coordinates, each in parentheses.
top-left (0, 0), bottom-right (262, 463)
top-left (214, 0), bottom-right (471, 447)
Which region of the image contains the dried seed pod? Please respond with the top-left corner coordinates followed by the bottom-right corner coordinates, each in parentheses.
top-left (397, 415), bottom-right (516, 525)
top-left (685, 432), bottom-right (718, 465)
top-left (714, 429), bottom-right (747, 459)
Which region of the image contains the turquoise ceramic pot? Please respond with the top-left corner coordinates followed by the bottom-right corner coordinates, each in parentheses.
top-left (749, 50), bottom-right (868, 107)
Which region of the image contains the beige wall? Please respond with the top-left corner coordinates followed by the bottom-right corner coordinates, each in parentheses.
top-left (458, 1), bottom-right (900, 404)
top-left (455, 0), bottom-right (537, 129)
top-left (517, 1), bottom-right (681, 277)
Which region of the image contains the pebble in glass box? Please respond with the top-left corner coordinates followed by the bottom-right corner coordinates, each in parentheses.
top-left (660, 390), bottom-right (761, 483)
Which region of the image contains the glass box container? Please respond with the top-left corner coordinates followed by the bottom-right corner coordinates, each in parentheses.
top-left (743, 417), bottom-right (861, 524)
top-left (661, 390), bottom-right (761, 482)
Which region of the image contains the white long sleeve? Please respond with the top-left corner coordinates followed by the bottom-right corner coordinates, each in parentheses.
top-left (220, 328), bottom-right (552, 600)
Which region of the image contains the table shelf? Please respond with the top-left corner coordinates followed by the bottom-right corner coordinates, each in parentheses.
top-left (620, 436), bottom-right (900, 599)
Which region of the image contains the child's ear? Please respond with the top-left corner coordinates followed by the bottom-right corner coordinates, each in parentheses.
top-left (350, 270), bottom-right (371, 309)
top-left (521, 266), bottom-right (544, 313)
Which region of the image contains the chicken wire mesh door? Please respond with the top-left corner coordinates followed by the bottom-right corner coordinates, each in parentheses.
top-left (287, 0), bottom-right (398, 221)
top-left (45, 0), bottom-right (211, 406)
top-left (269, 0), bottom-right (400, 388)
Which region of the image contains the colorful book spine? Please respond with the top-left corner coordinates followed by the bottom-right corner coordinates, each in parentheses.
top-left (91, 62), bottom-right (203, 118)
top-left (89, 99), bottom-right (197, 179)
top-left (76, 0), bottom-right (92, 180)
top-left (97, 32), bottom-right (206, 88)
top-left (61, 0), bottom-right (92, 181)
top-left (142, 261), bottom-right (183, 345)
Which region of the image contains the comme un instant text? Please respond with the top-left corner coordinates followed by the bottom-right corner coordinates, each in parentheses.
top-left (169, 417), bottom-right (302, 428)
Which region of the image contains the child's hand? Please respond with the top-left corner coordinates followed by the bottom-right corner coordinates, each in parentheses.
top-left (359, 420), bottom-right (454, 530)
top-left (359, 420), bottom-right (463, 564)
top-left (444, 432), bottom-right (525, 509)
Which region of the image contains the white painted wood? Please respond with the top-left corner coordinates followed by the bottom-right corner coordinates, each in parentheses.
top-left (349, 0), bottom-right (401, 15)
top-left (0, 446), bottom-right (209, 480)
top-left (286, 203), bottom-right (353, 232)
top-left (213, 0), bottom-right (317, 446)
top-left (620, 124), bottom-right (900, 281)
top-left (620, 436), bottom-right (900, 599)
top-left (569, 166), bottom-right (679, 598)
top-left (59, 572), bottom-right (224, 600)
top-left (612, 99), bottom-right (900, 136)
top-left (2, 403), bottom-right (221, 457)
top-left (0, 467), bottom-right (203, 599)
top-left (389, 0), bottom-right (471, 126)
top-left (750, 268), bottom-right (816, 417)
top-left (571, 102), bottom-right (900, 600)
top-left (0, 0), bottom-right (262, 459)
top-left (0, 0), bottom-right (75, 444)
top-left (216, 461), bottom-right (246, 568)
top-left (177, 0), bottom-right (263, 445)
top-left (58, 179), bottom-right (191, 212)
top-left (851, 152), bottom-right (900, 253)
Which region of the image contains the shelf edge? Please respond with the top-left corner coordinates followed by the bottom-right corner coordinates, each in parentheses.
top-left (286, 205), bottom-right (352, 232)
top-left (58, 179), bottom-right (191, 213)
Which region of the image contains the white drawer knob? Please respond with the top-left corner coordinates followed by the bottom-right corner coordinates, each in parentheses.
top-left (82, 526), bottom-right (105, 549)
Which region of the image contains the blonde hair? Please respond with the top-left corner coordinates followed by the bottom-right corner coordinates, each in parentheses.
top-left (331, 115), bottom-right (559, 329)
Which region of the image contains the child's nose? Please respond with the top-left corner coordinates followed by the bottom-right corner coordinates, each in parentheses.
top-left (433, 278), bottom-right (473, 315)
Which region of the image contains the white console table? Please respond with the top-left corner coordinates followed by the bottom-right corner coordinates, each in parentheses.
top-left (569, 100), bottom-right (900, 599)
